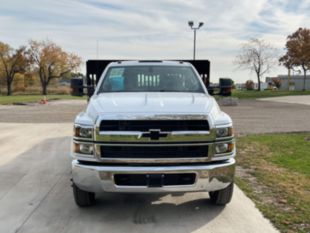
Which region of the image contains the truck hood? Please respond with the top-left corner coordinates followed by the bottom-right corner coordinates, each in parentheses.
top-left (87, 92), bottom-right (215, 116)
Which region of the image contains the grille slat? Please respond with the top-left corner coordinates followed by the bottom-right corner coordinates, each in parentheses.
top-left (101, 145), bottom-right (208, 158)
top-left (99, 120), bottom-right (209, 131)
top-left (114, 173), bottom-right (196, 186)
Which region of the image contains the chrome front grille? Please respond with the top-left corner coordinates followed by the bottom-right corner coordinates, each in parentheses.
top-left (94, 115), bottom-right (216, 164)
top-left (99, 120), bottom-right (209, 131)
top-left (100, 144), bottom-right (208, 158)
top-left (94, 142), bottom-right (213, 164)
top-left (95, 118), bottom-right (215, 143)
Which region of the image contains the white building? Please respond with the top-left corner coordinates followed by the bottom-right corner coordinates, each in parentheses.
top-left (266, 75), bottom-right (310, 91)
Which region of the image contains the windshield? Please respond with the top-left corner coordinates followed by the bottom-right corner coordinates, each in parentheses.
top-left (98, 65), bottom-right (204, 93)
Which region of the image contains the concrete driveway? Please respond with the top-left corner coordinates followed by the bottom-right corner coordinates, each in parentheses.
top-left (1, 97), bottom-right (310, 233)
top-left (0, 123), bottom-right (278, 233)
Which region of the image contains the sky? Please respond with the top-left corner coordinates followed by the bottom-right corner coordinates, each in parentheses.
top-left (0, 0), bottom-right (309, 83)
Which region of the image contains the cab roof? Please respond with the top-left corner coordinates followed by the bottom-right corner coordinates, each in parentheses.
top-left (108, 60), bottom-right (192, 67)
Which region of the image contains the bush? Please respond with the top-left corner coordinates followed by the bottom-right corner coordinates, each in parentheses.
top-left (245, 80), bottom-right (255, 90)
top-left (47, 86), bottom-right (71, 95)
top-left (13, 86), bottom-right (71, 95)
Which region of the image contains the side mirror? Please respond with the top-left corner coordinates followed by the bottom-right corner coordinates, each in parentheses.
top-left (207, 87), bottom-right (215, 95)
top-left (70, 78), bottom-right (84, 96)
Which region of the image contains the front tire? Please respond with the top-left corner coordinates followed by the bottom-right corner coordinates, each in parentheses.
top-left (209, 183), bottom-right (234, 205)
top-left (72, 183), bottom-right (96, 207)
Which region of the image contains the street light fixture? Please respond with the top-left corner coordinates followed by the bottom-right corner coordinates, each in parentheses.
top-left (188, 20), bottom-right (204, 60)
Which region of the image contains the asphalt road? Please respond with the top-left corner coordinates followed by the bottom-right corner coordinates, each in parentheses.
top-left (259, 95), bottom-right (310, 106)
top-left (222, 98), bottom-right (310, 134)
top-left (0, 123), bottom-right (278, 233)
top-left (1, 98), bottom-right (310, 135)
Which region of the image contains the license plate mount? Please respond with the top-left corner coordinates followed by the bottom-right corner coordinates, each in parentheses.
top-left (147, 174), bottom-right (165, 187)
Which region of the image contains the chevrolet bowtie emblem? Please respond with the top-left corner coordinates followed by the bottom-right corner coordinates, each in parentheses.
top-left (142, 129), bottom-right (168, 140)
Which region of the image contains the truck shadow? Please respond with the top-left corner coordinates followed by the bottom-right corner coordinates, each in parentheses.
top-left (93, 192), bottom-right (226, 226)
top-left (73, 192), bottom-right (227, 233)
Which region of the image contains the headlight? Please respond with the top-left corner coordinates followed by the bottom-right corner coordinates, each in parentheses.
top-left (74, 142), bottom-right (94, 155)
top-left (215, 142), bottom-right (234, 154)
top-left (216, 127), bottom-right (233, 138)
top-left (74, 125), bottom-right (93, 139)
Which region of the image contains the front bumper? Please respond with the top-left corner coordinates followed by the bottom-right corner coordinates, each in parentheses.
top-left (72, 158), bottom-right (235, 193)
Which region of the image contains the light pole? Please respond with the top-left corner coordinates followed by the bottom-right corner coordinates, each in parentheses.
top-left (188, 21), bottom-right (204, 60)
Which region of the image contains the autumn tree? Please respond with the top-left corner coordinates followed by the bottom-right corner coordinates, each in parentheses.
top-left (279, 28), bottom-right (310, 91)
top-left (235, 39), bottom-right (278, 91)
top-left (0, 42), bottom-right (27, 95)
top-left (0, 61), bottom-right (3, 94)
top-left (271, 78), bottom-right (281, 89)
top-left (28, 40), bottom-right (82, 95)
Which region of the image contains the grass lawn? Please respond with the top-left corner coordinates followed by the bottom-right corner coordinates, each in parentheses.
top-left (236, 133), bottom-right (310, 233)
top-left (232, 90), bottom-right (310, 99)
top-left (0, 94), bottom-right (86, 105)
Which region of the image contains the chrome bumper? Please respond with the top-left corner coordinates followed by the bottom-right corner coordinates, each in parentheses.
top-left (72, 158), bottom-right (235, 193)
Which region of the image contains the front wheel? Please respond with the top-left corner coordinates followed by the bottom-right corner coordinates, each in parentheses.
top-left (72, 183), bottom-right (96, 207)
top-left (209, 183), bottom-right (234, 205)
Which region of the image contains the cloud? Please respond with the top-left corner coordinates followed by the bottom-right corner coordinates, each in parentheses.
top-left (0, 0), bottom-right (309, 82)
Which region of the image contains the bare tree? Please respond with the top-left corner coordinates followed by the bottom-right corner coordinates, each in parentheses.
top-left (0, 42), bottom-right (27, 95)
top-left (235, 38), bottom-right (278, 91)
top-left (27, 40), bottom-right (82, 95)
top-left (279, 28), bottom-right (310, 91)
